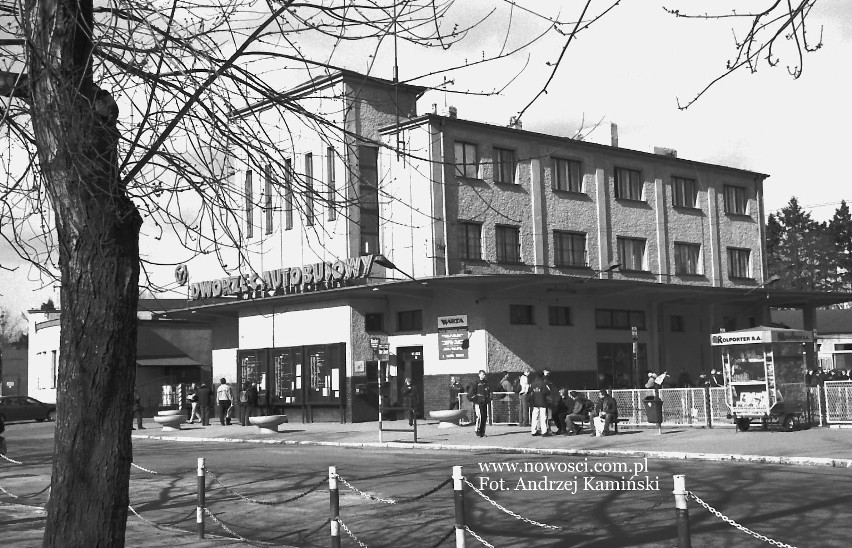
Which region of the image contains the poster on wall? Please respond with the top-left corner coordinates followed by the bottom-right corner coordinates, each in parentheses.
top-left (438, 315), bottom-right (468, 360)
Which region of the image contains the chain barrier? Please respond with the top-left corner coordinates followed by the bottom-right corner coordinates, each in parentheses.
top-left (207, 467), bottom-right (326, 505)
top-left (336, 474), bottom-right (398, 504)
top-left (130, 462), bottom-right (161, 474)
top-left (429, 526), bottom-right (456, 548)
top-left (338, 518), bottom-right (369, 548)
top-left (0, 452), bottom-right (23, 465)
top-left (395, 477), bottom-right (452, 504)
top-left (203, 507), bottom-right (279, 547)
top-left (464, 525), bottom-right (495, 548)
top-left (463, 477), bottom-right (563, 530)
top-left (688, 491), bottom-right (798, 548)
top-left (0, 482), bottom-right (51, 500)
top-left (127, 504), bottom-right (195, 536)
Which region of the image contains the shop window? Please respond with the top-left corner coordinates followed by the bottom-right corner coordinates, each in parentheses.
top-left (398, 309), bottom-right (422, 332)
top-left (365, 313), bottom-right (384, 332)
top-left (597, 342), bottom-right (647, 388)
top-left (510, 304), bottom-right (535, 325)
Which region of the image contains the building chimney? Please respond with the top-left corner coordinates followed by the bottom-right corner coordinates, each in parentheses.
top-left (653, 146), bottom-right (678, 158)
top-left (610, 123), bottom-right (618, 147)
top-left (441, 106), bottom-right (457, 118)
top-left (508, 116), bottom-right (523, 130)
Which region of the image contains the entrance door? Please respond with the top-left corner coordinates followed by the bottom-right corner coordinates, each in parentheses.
top-left (396, 346), bottom-right (424, 419)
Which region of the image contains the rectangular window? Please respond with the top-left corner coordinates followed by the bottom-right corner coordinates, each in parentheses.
top-left (548, 306), bottom-right (572, 326)
top-left (365, 313), bottom-right (384, 332)
top-left (672, 177), bottom-right (698, 208)
top-left (553, 158), bottom-right (582, 192)
top-left (284, 159), bottom-right (293, 230)
top-left (493, 147), bottom-right (516, 184)
top-left (496, 225), bottom-right (521, 263)
top-left (674, 242), bottom-right (701, 275)
top-left (554, 231), bottom-right (587, 267)
top-left (305, 153), bottom-right (314, 226)
top-left (615, 167), bottom-right (643, 200)
top-left (327, 147), bottom-right (336, 221)
top-left (359, 146), bottom-right (380, 254)
top-left (454, 141), bottom-right (478, 179)
top-left (595, 309), bottom-right (646, 330)
top-left (724, 185), bottom-right (747, 215)
top-left (510, 304), bottom-right (535, 325)
top-left (617, 237), bottom-right (647, 271)
top-left (264, 164), bottom-right (273, 235)
top-left (398, 309), bottom-right (423, 332)
top-left (728, 247), bottom-right (752, 278)
top-left (671, 315), bottom-right (685, 332)
top-left (458, 222), bottom-right (482, 260)
top-left (245, 170), bottom-right (253, 239)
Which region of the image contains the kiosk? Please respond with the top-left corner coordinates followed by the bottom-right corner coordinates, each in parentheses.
top-left (710, 326), bottom-right (813, 431)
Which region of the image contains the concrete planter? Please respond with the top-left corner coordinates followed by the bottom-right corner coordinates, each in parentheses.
top-left (153, 414), bottom-right (184, 431)
top-left (249, 415), bottom-right (288, 434)
top-left (429, 409), bottom-right (468, 428)
top-left (157, 409), bottom-right (185, 416)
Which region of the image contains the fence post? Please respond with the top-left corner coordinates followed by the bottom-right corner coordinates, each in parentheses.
top-left (704, 386), bottom-right (712, 428)
top-left (453, 465), bottom-right (466, 548)
top-left (329, 466), bottom-right (340, 548)
top-left (197, 457), bottom-right (205, 539)
top-left (673, 474), bottom-right (691, 548)
top-left (654, 387), bottom-right (662, 435)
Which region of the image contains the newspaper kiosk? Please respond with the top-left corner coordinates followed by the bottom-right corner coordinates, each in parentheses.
top-left (711, 326), bottom-right (812, 432)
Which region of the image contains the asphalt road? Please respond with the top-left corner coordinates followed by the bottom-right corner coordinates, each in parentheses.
top-left (1, 422), bottom-right (850, 547)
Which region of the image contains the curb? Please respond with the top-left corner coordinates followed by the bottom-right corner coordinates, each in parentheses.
top-left (132, 434), bottom-right (852, 468)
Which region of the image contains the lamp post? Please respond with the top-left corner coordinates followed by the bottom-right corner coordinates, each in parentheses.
top-left (373, 254), bottom-right (420, 283)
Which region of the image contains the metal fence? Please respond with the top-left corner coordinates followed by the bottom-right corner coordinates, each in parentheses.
top-left (453, 385), bottom-right (834, 428)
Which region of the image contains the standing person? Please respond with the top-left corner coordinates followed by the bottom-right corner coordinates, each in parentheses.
top-left (197, 383), bottom-right (213, 426)
top-left (241, 382), bottom-right (259, 426)
top-left (132, 390), bottom-right (144, 430)
top-left (709, 369), bottom-right (723, 387)
top-left (238, 381), bottom-right (250, 426)
top-left (402, 378), bottom-right (418, 426)
top-left (449, 377), bottom-right (464, 410)
top-left (468, 370), bottom-right (492, 438)
top-left (186, 383), bottom-right (201, 424)
top-left (542, 368), bottom-right (557, 431)
top-left (216, 378), bottom-right (234, 426)
top-left (499, 371), bottom-right (513, 393)
top-left (529, 372), bottom-right (551, 437)
top-left (518, 368), bottom-right (531, 427)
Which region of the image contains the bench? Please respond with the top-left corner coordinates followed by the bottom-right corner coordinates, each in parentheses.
top-left (572, 415), bottom-right (629, 435)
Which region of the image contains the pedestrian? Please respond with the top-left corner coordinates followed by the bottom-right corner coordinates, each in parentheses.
top-left (241, 382), bottom-right (259, 426)
top-left (468, 370), bottom-right (492, 437)
top-left (592, 389), bottom-right (618, 436)
top-left (449, 376), bottom-right (464, 410)
top-left (216, 378), bottom-right (234, 425)
top-left (132, 390), bottom-right (144, 430)
top-left (529, 372), bottom-right (551, 437)
top-left (402, 377), bottom-right (418, 426)
top-left (500, 371), bottom-right (513, 393)
top-left (197, 383), bottom-right (213, 425)
top-left (518, 368), bottom-right (531, 427)
top-left (186, 383), bottom-right (201, 424)
top-left (542, 368), bottom-right (557, 430)
top-left (709, 369), bottom-right (723, 387)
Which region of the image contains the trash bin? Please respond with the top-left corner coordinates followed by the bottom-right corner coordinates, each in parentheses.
top-left (643, 395), bottom-right (663, 424)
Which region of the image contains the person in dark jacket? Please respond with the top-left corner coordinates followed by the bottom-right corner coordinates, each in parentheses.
top-left (593, 389), bottom-right (619, 436)
top-left (240, 382), bottom-right (259, 426)
top-left (402, 378), bottom-right (418, 426)
top-left (468, 370), bottom-right (492, 437)
top-left (528, 372), bottom-right (551, 436)
top-left (565, 391), bottom-right (592, 435)
top-left (132, 390), bottom-right (144, 430)
top-left (554, 388), bottom-right (573, 435)
top-left (197, 383), bottom-right (214, 426)
top-left (449, 377), bottom-right (464, 410)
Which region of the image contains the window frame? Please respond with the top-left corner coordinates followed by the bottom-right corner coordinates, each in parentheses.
top-left (595, 309), bottom-right (647, 330)
top-left (327, 146), bottom-right (336, 221)
top-left (492, 147), bottom-right (516, 184)
top-left (553, 230), bottom-right (588, 268)
top-left (458, 221), bottom-right (483, 260)
top-left (724, 185), bottom-right (748, 215)
top-left (245, 169), bottom-right (254, 239)
top-left (509, 304), bottom-right (535, 325)
top-left (284, 159), bottom-right (293, 230)
top-left (454, 141), bottom-right (479, 179)
top-left (553, 157), bottom-right (583, 193)
top-left (727, 247), bottom-right (752, 279)
top-left (548, 306), bottom-right (572, 326)
top-left (672, 176), bottom-right (698, 208)
top-left (616, 236), bottom-right (647, 272)
top-left (264, 164), bottom-right (274, 235)
top-left (673, 242), bottom-right (702, 275)
top-left (614, 167), bottom-right (643, 201)
top-left (397, 309), bottom-right (423, 332)
top-left (305, 153), bottom-right (315, 226)
top-left (495, 224), bottom-right (522, 264)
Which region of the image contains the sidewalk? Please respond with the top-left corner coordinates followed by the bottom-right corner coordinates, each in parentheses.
top-left (132, 418), bottom-right (852, 467)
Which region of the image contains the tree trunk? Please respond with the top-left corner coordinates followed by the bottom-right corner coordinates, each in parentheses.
top-left (25, 0), bottom-right (143, 545)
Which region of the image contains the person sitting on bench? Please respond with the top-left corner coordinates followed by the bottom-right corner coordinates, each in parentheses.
top-left (593, 389), bottom-right (619, 436)
top-left (565, 391), bottom-right (592, 435)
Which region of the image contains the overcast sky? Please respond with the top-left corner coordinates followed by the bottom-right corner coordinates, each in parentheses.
top-left (1, 0), bottom-right (848, 321)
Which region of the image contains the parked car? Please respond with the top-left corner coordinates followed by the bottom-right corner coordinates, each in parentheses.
top-left (0, 396), bottom-right (57, 423)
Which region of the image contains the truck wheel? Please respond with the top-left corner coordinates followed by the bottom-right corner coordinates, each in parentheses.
top-left (781, 415), bottom-right (795, 431)
top-left (736, 417), bottom-right (751, 431)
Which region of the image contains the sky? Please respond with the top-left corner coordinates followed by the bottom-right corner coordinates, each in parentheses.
top-left (1, 0), bottom-right (849, 325)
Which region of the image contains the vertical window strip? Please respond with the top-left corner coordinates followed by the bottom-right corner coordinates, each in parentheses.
top-left (284, 159), bottom-right (293, 230)
top-left (305, 153), bottom-right (314, 226)
top-left (264, 164), bottom-right (273, 235)
top-left (245, 169), bottom-right (253, 239)
top-left (327, 146), bottom-right (336, 221)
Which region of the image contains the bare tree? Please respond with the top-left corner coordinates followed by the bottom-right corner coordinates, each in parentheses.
top-left (0, 0), bottom-right (824, 544)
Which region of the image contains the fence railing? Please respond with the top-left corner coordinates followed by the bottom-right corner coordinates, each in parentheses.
top-left (454, 385), bottom-right (842, 428)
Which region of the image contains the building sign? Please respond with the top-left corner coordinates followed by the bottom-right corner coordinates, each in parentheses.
top-left (711, 328), bottom-right (813, 346)
top-left (188, 254), bottom-right (376, 300)
top-left (438, 315), bottom-right (468, 360)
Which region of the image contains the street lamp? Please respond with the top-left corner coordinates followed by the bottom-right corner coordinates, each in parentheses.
top-left (373, 254), bottom-right (421, 283)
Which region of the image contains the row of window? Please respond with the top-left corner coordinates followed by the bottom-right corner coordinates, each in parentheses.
top-left (454, 141), bottom-right (751, 214)
top-left (458, 223), bottom-right (753, 278)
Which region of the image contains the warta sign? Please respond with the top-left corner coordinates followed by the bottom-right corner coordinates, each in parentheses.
top-left (188, 255), bottom-right (376, 300)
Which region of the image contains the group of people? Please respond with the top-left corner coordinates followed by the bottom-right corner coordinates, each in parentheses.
top-left (453, 369), bottom-right (620, 438)
top-left (807, 367), bottom-right (850, 386)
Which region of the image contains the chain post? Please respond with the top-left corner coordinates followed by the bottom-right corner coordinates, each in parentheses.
top-left (453, 466), bottom-right (466, 548)
top-left (330, 465), bottom-right (340, 548)
top-left (673, 474), bottom-right (691, 548)
top-left (197, 457), bottom-right (205, 539)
